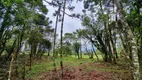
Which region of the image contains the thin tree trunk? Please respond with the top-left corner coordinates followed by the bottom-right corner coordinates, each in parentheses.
top-left (47, 49), bottom-right (50, 56)
top-left (85, 48), bottom-right (90, 59)
top-left (77, 52), bottom-right (80, 59)
top-left (84, 41), bottom-right (91, 59)
top-left (22, 52), bottom-right (26, 80)
top-left (138, 38), bottom-right (142, 79)
top-left (108, 40), bottom-right (112, 63)
top-left (52, 6), bottom-right (61, 72)
top-left (104, 51), bottom-right (108, 62)
top-left (108, 27), bottom-right (117, 63)
top-left (12, 27), bottom-right (25, 78)
top-left (92, 44), bottom-right (99, 60)
top-left (29, 45), bottom-right (32, 70)
top-left (104, 20), bottom-right (112, 62)
top-left (53, 6), bottom-right (60, 57)
top-left (80, 38), bottom-right (82, 59)
top-left (108, 25), bottom-right (118, 59)
top-left (8, 53), bottom-right (16, 80)
top-left (60, 0), bottom-right (66, 77)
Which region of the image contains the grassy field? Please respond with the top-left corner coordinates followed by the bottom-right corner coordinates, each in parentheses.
top-left (25, 54), bottom-right (103, 79)
top-left (25, 54), bottom-right (130, 80)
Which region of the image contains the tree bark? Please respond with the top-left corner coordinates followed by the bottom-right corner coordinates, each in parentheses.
top-left (60, 0), bottom-right (66, 77)
top-left (115, 0), bottom-right (140, 79)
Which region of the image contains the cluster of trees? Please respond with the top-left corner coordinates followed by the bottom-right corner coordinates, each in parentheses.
top-left (0, 0), bottom-right (53, 79)
top-left (80, 0), bottom-right (142, 79)
top-left (0, 0), bottom-right (142, 80)
top-left (0, 0), bottom-right (79, 79)
top-left (61, 31), bottom-right (98, 59)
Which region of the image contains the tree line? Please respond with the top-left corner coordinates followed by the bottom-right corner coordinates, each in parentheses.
top-left (0, 0), bottom-right (142, 80)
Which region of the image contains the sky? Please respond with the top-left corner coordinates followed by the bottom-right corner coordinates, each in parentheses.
top-left (43, 0), bottom-right (95, 51)
top-left (43, 0), bottom-right (84, 36)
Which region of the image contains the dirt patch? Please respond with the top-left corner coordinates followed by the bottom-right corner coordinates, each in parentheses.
top-left (37, 62), bottom-right (131, 80)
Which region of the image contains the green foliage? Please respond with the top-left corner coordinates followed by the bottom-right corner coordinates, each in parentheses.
top-left (42, 39), bottom-right (52, 49)
top-left (28, 30), bottom-right (43, 45)
top-left (0, 0), bottom-right (142, 79)
top-left (33, 13), bottom-right (49, 26)
top-left (73, 42), bottom-right (81, 54)
top-left (55, 46), bottom-right (72, 56)
top-left (82, 16), bottom-right (91, 26)
top-left (62, 46), bottom-right (72, 56)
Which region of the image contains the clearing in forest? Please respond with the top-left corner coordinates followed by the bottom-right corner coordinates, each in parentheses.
top-left (26, 56), bottom-right (130, 80)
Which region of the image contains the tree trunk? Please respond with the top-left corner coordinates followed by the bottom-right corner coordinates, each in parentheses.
top-left (138, 38), bottom-right (142, 79)
top-left (60, 0), bottom-right (66, 77)
top-left (8, 53), bottom-right (16, 80)
top-left (53, 6), bottom-right (61, 57)
top-left (47, 49), bottom-right (50, 56)
top-left (108, 24), bottom-right (118, 59)
top-left (22, 52), bottom-right (26, 80)
top-left (52, 4), bottom-right (61, 73)
top-left (92, 44), bottom-right (99, 60)
top-left (80, 38), bottom-right (82, 59)
top-left (77, 52), bottom-right (80, 59)
top-left (115, 0), bottom-right (140, 79)
top-left (84, 42), bottom-right (91, 59)
top-left (136, 2), bottom-right (142, 79)
top-left (29, 45), bottom-right (32, 70)
top-left (104, 52), bottom-right (108, 62)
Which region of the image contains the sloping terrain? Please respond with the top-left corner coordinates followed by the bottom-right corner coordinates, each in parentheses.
top-left (38, 61), bottom-right (130, 80)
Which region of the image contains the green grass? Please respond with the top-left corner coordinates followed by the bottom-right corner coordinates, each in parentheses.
top-left (71, 54), bottom-right (103, 59)
top-left (24, 53), bottom-right (131, 80)
top-left (84, 63), bottom-right (128, 73)
top-left (63, 57), bottom-right (93, 66)
top-left (25, 54), bottom-right (102, 79)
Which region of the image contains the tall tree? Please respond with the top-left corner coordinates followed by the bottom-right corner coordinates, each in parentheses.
top-left (60, 0), bottom-right (66, 77)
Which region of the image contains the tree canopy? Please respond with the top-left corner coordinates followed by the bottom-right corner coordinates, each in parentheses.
top-left (0, 0), bottom-right (142, 80)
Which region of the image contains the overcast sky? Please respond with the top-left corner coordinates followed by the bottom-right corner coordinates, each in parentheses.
top-left (43, 0), bottom-right (95, 51)
top-left (44, 0), bottom-right (84, 36)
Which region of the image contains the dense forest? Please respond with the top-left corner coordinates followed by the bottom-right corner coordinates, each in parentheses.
top-left (0, 0), bottom-right (142, 80)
